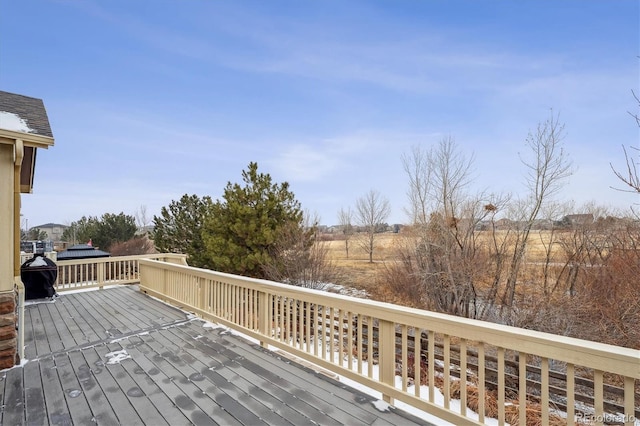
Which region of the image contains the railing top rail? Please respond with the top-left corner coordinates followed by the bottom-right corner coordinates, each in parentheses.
top-left (140, 258), bottom-right (640, 378)
top-left (57, 253), bottom-right (186, 266)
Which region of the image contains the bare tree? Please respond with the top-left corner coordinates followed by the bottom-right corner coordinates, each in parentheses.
top-left (263, 211), bottom-right (339, 290)
top-left (135, 205), bottom-right (151, 234)
top-left (610, 90), bottom-right (640, 213)
top-left (400, 137), bottom-right (492, 318)
top-left (501, 113), bottom-right (573, 309)
top-left (354, 190), bottom-right (390, 263)
top-left (402, 145), bottom-right (432, 225)
top-left (337, 207), bottom-right (354, 258)
top-left (534, 200), bottom-right (573, 298)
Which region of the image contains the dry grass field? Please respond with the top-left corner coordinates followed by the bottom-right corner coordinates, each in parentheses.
top-left (323, 231), bottom-right (562, 292)
top-left (323, 233), bottom-right (400, 291)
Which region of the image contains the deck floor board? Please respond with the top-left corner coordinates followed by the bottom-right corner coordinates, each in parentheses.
top-left (173, 325), bottom-right (393, 425)
top-left (23, 359), bottom-right (47, 426)
top-left (67, 348), bottom-right (121, 425)
top-left (1, 286), bottom-right (433, 426)
top-left (54, 352), bottom-right (96, 425)
top-left (166, 325), bottom-right (349, 425)
top-left (3, 363), bottom-right (26, 426)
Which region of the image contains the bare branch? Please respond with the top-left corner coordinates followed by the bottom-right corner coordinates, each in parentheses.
top-left (610, 144), bottom-right (640, 193)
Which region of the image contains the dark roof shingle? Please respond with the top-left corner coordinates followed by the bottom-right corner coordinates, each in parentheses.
top-left (57, 244), bottom-right (110, 260)
top-left (0, 90), bottom-right (53, 137)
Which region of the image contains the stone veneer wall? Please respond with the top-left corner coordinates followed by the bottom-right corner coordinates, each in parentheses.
top-left (0, 291), bottom-right (17, 369)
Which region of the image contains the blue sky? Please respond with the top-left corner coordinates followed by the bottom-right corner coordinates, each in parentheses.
top-left (2, 0), bottom-right (638, 228)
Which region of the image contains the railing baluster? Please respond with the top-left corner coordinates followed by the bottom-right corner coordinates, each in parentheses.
top-left (338, 308), bottom-right (345, 366)
top-left (414, 328), bottom-right (421, 398)
top-left (279, 297), bottom-right (285, 342)
top-left (304, 302), bottom-right (315, 353)
top-left (478, 342), bottom-right (485, 423)
top-left (566, 362), bottom-right (575, 426)
top-left (357, 314), bottom-right (363, 375)
top-left (519, 352), bottom-right (527, 426)
top-left (330, 307), bottom-right (336, 364)
top-left (402, 325), bottom-right (408, 392)
top-left (498, 347), bottom-right (505, 425)
top-left (460, 338), bottom-right (467, 417)
top-left (227, 282), bottom-right (232, 321)
top-left (313, 304), bottom-right (319, 357)
top-left (444, 334), bottom-right (450, 410)
top-left (347, 311), bottom-right (353, 369)
top-left (541, 357), bottom-right (549, 425)
top-left (594, 369), bottom-right (604, 426)
top-left (367, 316), bottom-right (373, 379)
top-left (428, 330), bottom-right (435, 404)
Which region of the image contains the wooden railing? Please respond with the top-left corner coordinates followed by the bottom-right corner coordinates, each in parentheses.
top-left (139, 259), bottom-right (639, 426)
top-left (55, 254), bottom-right (187, 292)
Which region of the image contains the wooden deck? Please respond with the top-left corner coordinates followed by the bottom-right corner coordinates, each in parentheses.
top-left (0, 286), bottom-right (433, 425)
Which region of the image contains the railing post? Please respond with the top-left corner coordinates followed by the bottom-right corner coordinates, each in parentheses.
top-left (162, 268), bottom-right (167, 296)
top-left (199, 277), bottom-right (206, 312)
top-left (258, 291), bottom-right (270, 348)
top-left (379, 318), bottom-right (395, 404)
top-left (97, 261), bottom-right (105, 289)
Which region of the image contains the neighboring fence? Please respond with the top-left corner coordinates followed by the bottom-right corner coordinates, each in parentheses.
top-left (139, 259), bottom-right (639, 426)
top-left (55, 254), bottom-right (187, 292)
top-left (19, 251), bottom-right (57, 265)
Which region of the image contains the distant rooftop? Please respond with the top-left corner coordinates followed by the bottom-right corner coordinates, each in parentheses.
top-left (56, 244), bottom-right (110, 260)
top-left (31, 223), bottom-right (68, 229)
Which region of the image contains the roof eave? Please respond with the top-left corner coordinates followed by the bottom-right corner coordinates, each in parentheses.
top-left (0, 128), bottom-right (55, 148)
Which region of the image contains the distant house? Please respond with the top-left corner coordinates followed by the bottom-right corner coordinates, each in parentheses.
top-left (30, 222), bottom-right (68, 241)
top-left (495, 218), bottom-right (514, 230)
top-left (56, 244), bottom-right (110, 260)
top-left (556, 214), bottom-right (594, 228)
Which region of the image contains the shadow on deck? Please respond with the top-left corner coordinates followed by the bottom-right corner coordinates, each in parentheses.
top-left (0, 286), bottom-right (433, 425)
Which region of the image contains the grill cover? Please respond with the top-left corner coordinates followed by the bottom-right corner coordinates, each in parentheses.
top-left (20, 255), bottom-right (57, 300)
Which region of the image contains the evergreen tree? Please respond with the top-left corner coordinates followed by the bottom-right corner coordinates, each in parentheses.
top-left (62, 216), bottom-right (100, 245)
top-left (96, 213), bottom-right (137, 250)
top-left (62, 213), bottom-right (136, 250)
top-left (26, 228), bottom-right (48, 241)
top-left (151, 194), bottom-right (213, 268)
top-left (203, 162), bottom-right (306, 279)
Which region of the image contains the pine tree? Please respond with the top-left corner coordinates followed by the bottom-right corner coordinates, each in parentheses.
top-left (62, 213), bottom-right (136, 250)
top-left (203, 162), bottom-right (306, 279)
top-left (151, 194), bottom-right (213, 268)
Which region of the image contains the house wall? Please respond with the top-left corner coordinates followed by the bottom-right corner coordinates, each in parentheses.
top-left (49, 225), bottom-right (65, 241)
top-left (0, 143), bottom-right (18, 368)
top-left (0, 144), bottom-right (14, 292)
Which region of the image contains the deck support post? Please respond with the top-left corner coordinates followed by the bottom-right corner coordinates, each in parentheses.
top-left (258, 292), bottom-right (270, 348)
top-left (379, 319), bottom-right (395, 404)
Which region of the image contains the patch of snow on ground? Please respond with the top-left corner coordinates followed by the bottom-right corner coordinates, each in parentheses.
top-left (202, 321), bottom-right (224, 329)
top-left (55, 284), bottom-right (124, 295)
top-left (323, 282), bottom-right (369, 298)
top-left (24, 298), bottom-right (57, 306)
top-left (105, 349), bottom-right (131, 365)
top-left (372, 399), bottom-right (390, 412)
